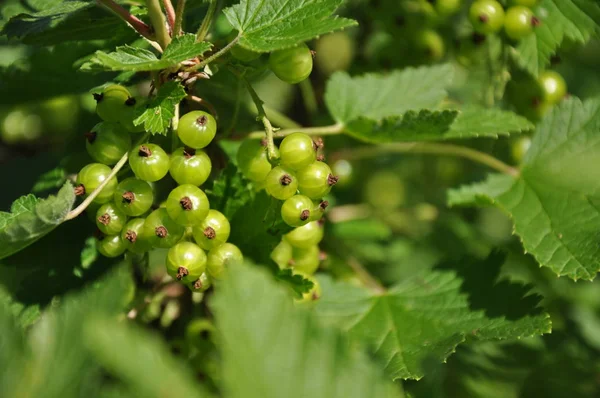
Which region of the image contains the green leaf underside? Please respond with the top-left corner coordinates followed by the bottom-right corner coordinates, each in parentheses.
top-left (315, 270), bottom-right (551, 380)
top-left (84, 35), bottom-right (212, 72)
top-left (275, 268), bottom-right (314, 298)
top-left (325, 64), bottom-right (454, 124)
top-left (345, 108), bottom-right (533, 143)
top-left (0, 182), bottom-right (75, 260)
top-left (223, 0), bottom-right (357, 52)
top-left (513, 0), bottom-right (600, 76)
top-left (1, 0), bottom-right (93, 39)
top-left (134, 81), bottom-right (186, 135)
top-left (448, 98), bottom-right (600, 280)
top-left (212, 264), bottom-right (402, 398)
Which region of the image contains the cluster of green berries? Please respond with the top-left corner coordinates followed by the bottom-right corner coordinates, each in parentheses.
top-left (75, 85), bottom-right (242, 291)
top-left (236, 132), bottom-right (337, 302)
top-left (231, 40), bottom-right (314, 85)
top-left (469, 0), bottom-right (539, 40)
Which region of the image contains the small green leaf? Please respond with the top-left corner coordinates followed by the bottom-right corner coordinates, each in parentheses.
top-left (134, 81), bottom-right (186, 135)
top-left (325, 65), bottom-right (454, 124)
top-left (315, 254), bottom-right (551, 380)
top-left (31, 167), bottom-right (67, 194)
top-left (84, 35), bottom-right (212, 72)
top-left (0, 182), bottom-right (75, 260)
top-left (223, 0), bottom-right (357, 52)
top-left (513, 0), bottom-right (600, 76)
top-left (448, 97), bottom-right (600, 280)
top-left (275, 268), bottom-right (314, 298)
top-left (211, 264), bottom-right (402, 398)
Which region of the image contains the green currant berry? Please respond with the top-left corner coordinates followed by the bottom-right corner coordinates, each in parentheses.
top-left (314, 32), bottom-right (355, 76)
top-left (271, 240), bottom-right (293, 269)
top-left (75, 163), bottom-right (118, 204)
top-left (432, 0), bottom-right (462, 16)
top-left (96, 202), bottom-right (127, 235)
top-left (166, 241), bottom-right (207, 282)
top-left (290, 245), bottom-right (320, 275)
top-left (206, 243), bottom-right (243, 279)
top-left (504, 6), bottom-right (538, 40)
top-left (192, 209), bottom-right (231, 250)
top-left (129, 144), bottom-right (169, 182)
top-left (121, 218), bottom-right (152, 254)
top-left (279, 133), bottom-right (317, 171)
top-left (165, 184), bottom-right (210, 227)
top-left (364, 170), bottom-right (405, 210)
top-left (281, 194), bottom-right (313, 227)
top-left (297, 161), bottom-right (338, 200)
top-left (284, 221), bottom-right (324, 249)
top-left (510, 0), bottom-right (537, 7)
top-left (177, 111), bottom-right (217, 149)
top-left (85, 122), bottom-right (131, 165)
top-left (331, 159), bottom-right (353, 188)
top-left (236, 139), bottom-right (273, 182)
top-left (414, 29), bottom-right (445, 62)
top-left (96, 233), bottom-right (127, 258)
top-left (469, 0), bottom-right (505, 34)
top-left (169, 147), bottom-right (212, 186)
top-left (294, 273), bottom-right (321, 304)
top-left (94, 85), bottom-right (134, 123)
top-left (265, 166), bottom-right (298, 200)
top-left (269, 43), bottom-right (313, 84)
top-left (188, 272), bottom-right (212, 292)
top-left (113, 177), bottom-right (154, 216)
top-left (143, 208), bottom-right (185, 249)
top-left (538, 70), bottom-right (567, 105)
top-left (511, 136), bottom-right (532, 163)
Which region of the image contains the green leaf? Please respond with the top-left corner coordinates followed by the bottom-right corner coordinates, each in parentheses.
top-left (448, 97), bottom-right (600, 280)
top-left (134, 81), bottom-right (186, 135)
top-left (84, 35), bottom-right (212, 72)
top-left (211, 264), bottom-right (403, 398)
top-left (513, 0), bottom-right (600, 76)
top-left (315, 255), bottom-right (551, 380)
top-left (31, 167), bottom-right (68, 194)
top-left (84, 318), bottom-right (213, 398)
top-left (325, 65), bottom-right (454, 124)
top-left (275, 268), bottom-right (314, 298)
top-left (206, 163), bottom-right (255, 219)
top-left (0, 182), bottom-right (75, 260)
top-left (223, 0), bottom-right (357, 52)
top-left (1, 0), bottom-right (93, 40)
top-left (345, 108), bottom-right (533, 143)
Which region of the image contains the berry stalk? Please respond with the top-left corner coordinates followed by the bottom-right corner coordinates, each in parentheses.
top-left (146, 0), bottom-right (171, 49)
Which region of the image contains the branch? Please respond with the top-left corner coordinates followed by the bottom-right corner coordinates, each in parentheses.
top-left (334, 142), bottom-right (519, 176)
top-left (189, 34), bottom-right (241, 72)
top-left (95, 0), bottom-right (154, 41)
top-left (186, 95), bottom-right (218, 119)
top-left (346, 257), bottom-right (386, 294)
top-left (65, 134), bottom-right (150, 221)
top-left (248, 124), bottom-right (344, 139)
top-left (146, 0), bottom-right (171, 49)
top-left (173, 0), bottom-right (186, 36)
top-left (196, 0), bottom-right (217, 43)
top-left (162, 0), bottom-right (176, 34)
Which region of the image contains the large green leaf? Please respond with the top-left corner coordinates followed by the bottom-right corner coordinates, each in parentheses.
top-left (449, 97), bottom-right (600, 280)
top-left (0, 182), bottom-right (75, 260)
top-left (315, 254), bottom-right (551, 380)
top-left (513, 0), bottom-right (600, 76)
top-left (83, 35), bottom-right (212, 72)
top-left (223, 0), bottom-right (357, 52)
top-left (211, 264), bottom-right (403, 398)
top-left (325, 65), bottom-right (454, 124)
top-left (345, 107), bottom-right (533, 143)
top-left (134, 81), bottom-right (186, 135)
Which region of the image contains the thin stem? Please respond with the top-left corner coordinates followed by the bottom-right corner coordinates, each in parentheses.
top-left (171, 103), bottom-right (180, 151)
top-left (162, 0), bottom-right (176, 34)
top-left (186, 95), bottom-right (218, 118)
top-left (247, 124), bottom-right (344, 139)
top-left (146, 0), bottom-right (171, 49)
top-left (239, 75), bottom-right (278, 160)
top-left (66, 134), bottom-right (150, 221)
top-left (334, 142), bottom-right (519, 176)
top-left (346, 257), bottom-right (386, 294)
top-left (173, 0), bottom-right (186, 36)
top-left (196, 0), bottom-right (217, 43)
top-left (96, 0), bottom-right (154, 41)
top-left (299, 79), bottom-right (318, 116)
top-left (189, 34), bottom-right (241, 71)
top-left (225, 79), bottom-right (243, 137)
